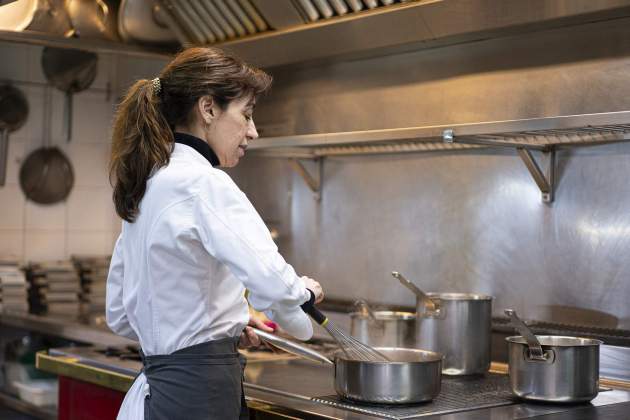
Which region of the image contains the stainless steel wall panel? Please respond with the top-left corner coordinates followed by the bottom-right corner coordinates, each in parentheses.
top-left (234, 144), bottom-right (630, 330)
top-left (229, 18), bottom-right (630, 331)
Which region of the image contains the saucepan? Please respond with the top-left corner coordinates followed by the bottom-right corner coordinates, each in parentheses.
top-left (392, 271), bottom-right (493, 375)
top-left (505, 309), bottom-right (602, 403)
top-left (350, 300), bottom-right (416, 348)
top-left (253, 328), bottom-right (442, 404)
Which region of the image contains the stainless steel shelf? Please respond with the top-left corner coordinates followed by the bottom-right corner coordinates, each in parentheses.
top-left (250, 111), bottom-right (630, 156)
top-left (0, 311), bottom-right (135, 347)
top-left (0, 30), bottom-right (174, 59)
top-left (251, 111), bottom-right (630, 203)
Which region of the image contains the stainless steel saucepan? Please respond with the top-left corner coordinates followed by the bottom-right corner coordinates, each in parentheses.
top-left (253, 328), bottom-right (443, 404)
top-left (505, 309), bottom-right (602, 403)
top-left (350, 300), bottom-right (416, 348)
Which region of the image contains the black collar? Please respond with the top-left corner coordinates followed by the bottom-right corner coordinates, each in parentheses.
top-left (173, 132), bottom-right (220, 167)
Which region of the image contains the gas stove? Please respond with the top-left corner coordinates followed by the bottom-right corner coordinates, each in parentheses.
top-left (94, 345), bottom-right (142, 362)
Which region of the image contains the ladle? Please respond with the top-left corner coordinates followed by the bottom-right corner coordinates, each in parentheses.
top-left (391, 271), bottom-right (438, 313)
top-left (504, 309), bottom-right (547, 361)
top-left (0, 84), bottom-right (29, 186)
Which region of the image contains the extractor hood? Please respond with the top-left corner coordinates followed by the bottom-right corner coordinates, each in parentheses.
top-left (3, 1), bottom-right (630, 65)
top-left (157, 0), bottom-right (630, 67)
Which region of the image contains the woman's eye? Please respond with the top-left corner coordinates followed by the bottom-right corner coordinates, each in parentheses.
top-left (244, 114), bottom-right (253, 121)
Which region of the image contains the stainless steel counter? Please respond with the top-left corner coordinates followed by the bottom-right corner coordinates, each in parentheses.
top-left (0, 310), bottom-right (134, 347)
top-left (38, 346), bottom-right (630, 420)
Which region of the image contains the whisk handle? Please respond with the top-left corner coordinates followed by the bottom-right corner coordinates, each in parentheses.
top-left (300, 289), bottom-right (328, 325)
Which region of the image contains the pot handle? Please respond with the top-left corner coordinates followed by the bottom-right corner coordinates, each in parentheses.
top-left (505, 309), bottom-right (548, 361)
top-left (523, 346), bottom-right (555, 364)
top-left (391, 271), bottom-right (440, 315)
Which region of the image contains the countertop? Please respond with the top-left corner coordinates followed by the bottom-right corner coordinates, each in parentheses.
top-left (37, 346), bottom-right (630, 419)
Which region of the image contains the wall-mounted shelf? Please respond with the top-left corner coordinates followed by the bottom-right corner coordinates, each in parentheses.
top-left (250, 111), bottom-right (630, 203)
top-left (0, 29), bottom-right (174, 59)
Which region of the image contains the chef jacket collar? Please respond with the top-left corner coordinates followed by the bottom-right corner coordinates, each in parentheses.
top-left (173, 132), bottom-right (220, 167)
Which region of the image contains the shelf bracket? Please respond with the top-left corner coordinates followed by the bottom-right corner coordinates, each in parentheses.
top-left (289, 158), bottom-right (323, 201)
top-left (517, 147), bottom-right (556, 203)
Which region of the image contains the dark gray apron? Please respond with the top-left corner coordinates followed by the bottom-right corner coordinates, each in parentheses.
top-left (140, 337), bottom-right (249, 420)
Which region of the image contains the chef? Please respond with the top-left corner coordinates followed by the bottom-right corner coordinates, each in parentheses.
top-left (106, 47), bottom-right (324, 420)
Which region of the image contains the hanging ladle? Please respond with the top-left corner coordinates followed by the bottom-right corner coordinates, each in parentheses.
top-left (504, 309), bottom-right (548, 361)
top-left (391, 271), bottom-right (439, 314)
top-left (0, 84), bottom-right (29, 186)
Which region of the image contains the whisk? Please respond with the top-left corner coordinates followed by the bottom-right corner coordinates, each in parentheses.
top-left (300, 291), bottom-right (390, 362)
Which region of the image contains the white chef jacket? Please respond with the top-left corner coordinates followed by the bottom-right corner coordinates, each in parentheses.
top-left (106, 142), bottom-right (313, 420)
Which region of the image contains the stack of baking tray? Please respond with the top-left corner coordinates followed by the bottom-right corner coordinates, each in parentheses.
top-left (38, 261), bottom-right (81, 316)
top-left (0, 262), bottom-right (28, 313)
top-left (72, 255), bottom-right (111, 314)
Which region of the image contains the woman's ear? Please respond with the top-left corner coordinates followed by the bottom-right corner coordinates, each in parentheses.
top-left (198, 95), bottom-right (215, 124)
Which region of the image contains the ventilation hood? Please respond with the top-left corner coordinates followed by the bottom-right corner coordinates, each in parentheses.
top-left (2, 1), bottom-right (630, 64)
top-left (157, 0), bottom-right (630, 67)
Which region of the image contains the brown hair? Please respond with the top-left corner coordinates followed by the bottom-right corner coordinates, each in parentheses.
top-left (109, 47), bottom-right (272, 222)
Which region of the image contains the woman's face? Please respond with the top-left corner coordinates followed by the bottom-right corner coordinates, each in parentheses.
top-left (206, 95), bottom-right (258, 167)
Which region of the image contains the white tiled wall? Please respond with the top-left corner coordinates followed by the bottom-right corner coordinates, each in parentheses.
top-left (0, 42), bottom-right (166, 262)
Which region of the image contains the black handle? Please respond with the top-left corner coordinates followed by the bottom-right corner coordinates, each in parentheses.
top-left (300, 289), bottom-right (328, 325)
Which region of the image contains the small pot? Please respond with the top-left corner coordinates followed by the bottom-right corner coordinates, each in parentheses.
top-left (504, 309), bottom-right (603, 403)
top-left (350, 301), bottom-right (416, 348)
top-left (506, 335), bottom-right (602, 403)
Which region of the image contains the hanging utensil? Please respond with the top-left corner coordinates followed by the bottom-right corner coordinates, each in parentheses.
top-left (65, 0), bottom-right (120, 41)
top-left (504, 308), bottom-right (603, 402)
top-left (19, 86), bottom-right (74, 204)
top-left (0, 84), bottom-right (29, 186)
top-left (0, 0), bottom-right (74, 36)
top-left (41, 47), bottom-right (98, 143)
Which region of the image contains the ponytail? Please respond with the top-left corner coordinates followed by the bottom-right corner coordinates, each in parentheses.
top-left (109, 79), bottom-right (172, 222)
top-left (109, 47), bottom-right (272, 223)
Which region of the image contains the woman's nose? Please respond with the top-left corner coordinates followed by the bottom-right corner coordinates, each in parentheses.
top-left (247, 120), bottom-right (259, 140)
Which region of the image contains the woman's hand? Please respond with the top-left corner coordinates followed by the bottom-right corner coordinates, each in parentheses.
top-left (238, 316), bottom-right (274, 348)
top-left (302, 276), bottom-right (324, 304)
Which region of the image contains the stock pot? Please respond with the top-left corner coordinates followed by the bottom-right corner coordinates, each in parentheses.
top-left (393, 272), bottom-right (493, 375)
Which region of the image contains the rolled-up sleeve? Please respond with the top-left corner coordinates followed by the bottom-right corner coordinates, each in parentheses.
top-left (193, 172), bottom-right (313, 340)
top-left (106, 233), bottom-right (139, 341)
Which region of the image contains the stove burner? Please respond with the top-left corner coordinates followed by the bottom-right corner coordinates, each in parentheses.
top-left (95, 345), bottom-right (142, 362)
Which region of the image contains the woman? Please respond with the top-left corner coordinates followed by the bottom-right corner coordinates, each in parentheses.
top-left (106, 47), bottom-right (324, 420)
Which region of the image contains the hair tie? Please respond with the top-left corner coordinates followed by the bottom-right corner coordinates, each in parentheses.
top-left (152, 77), bottom-right (162, 96)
